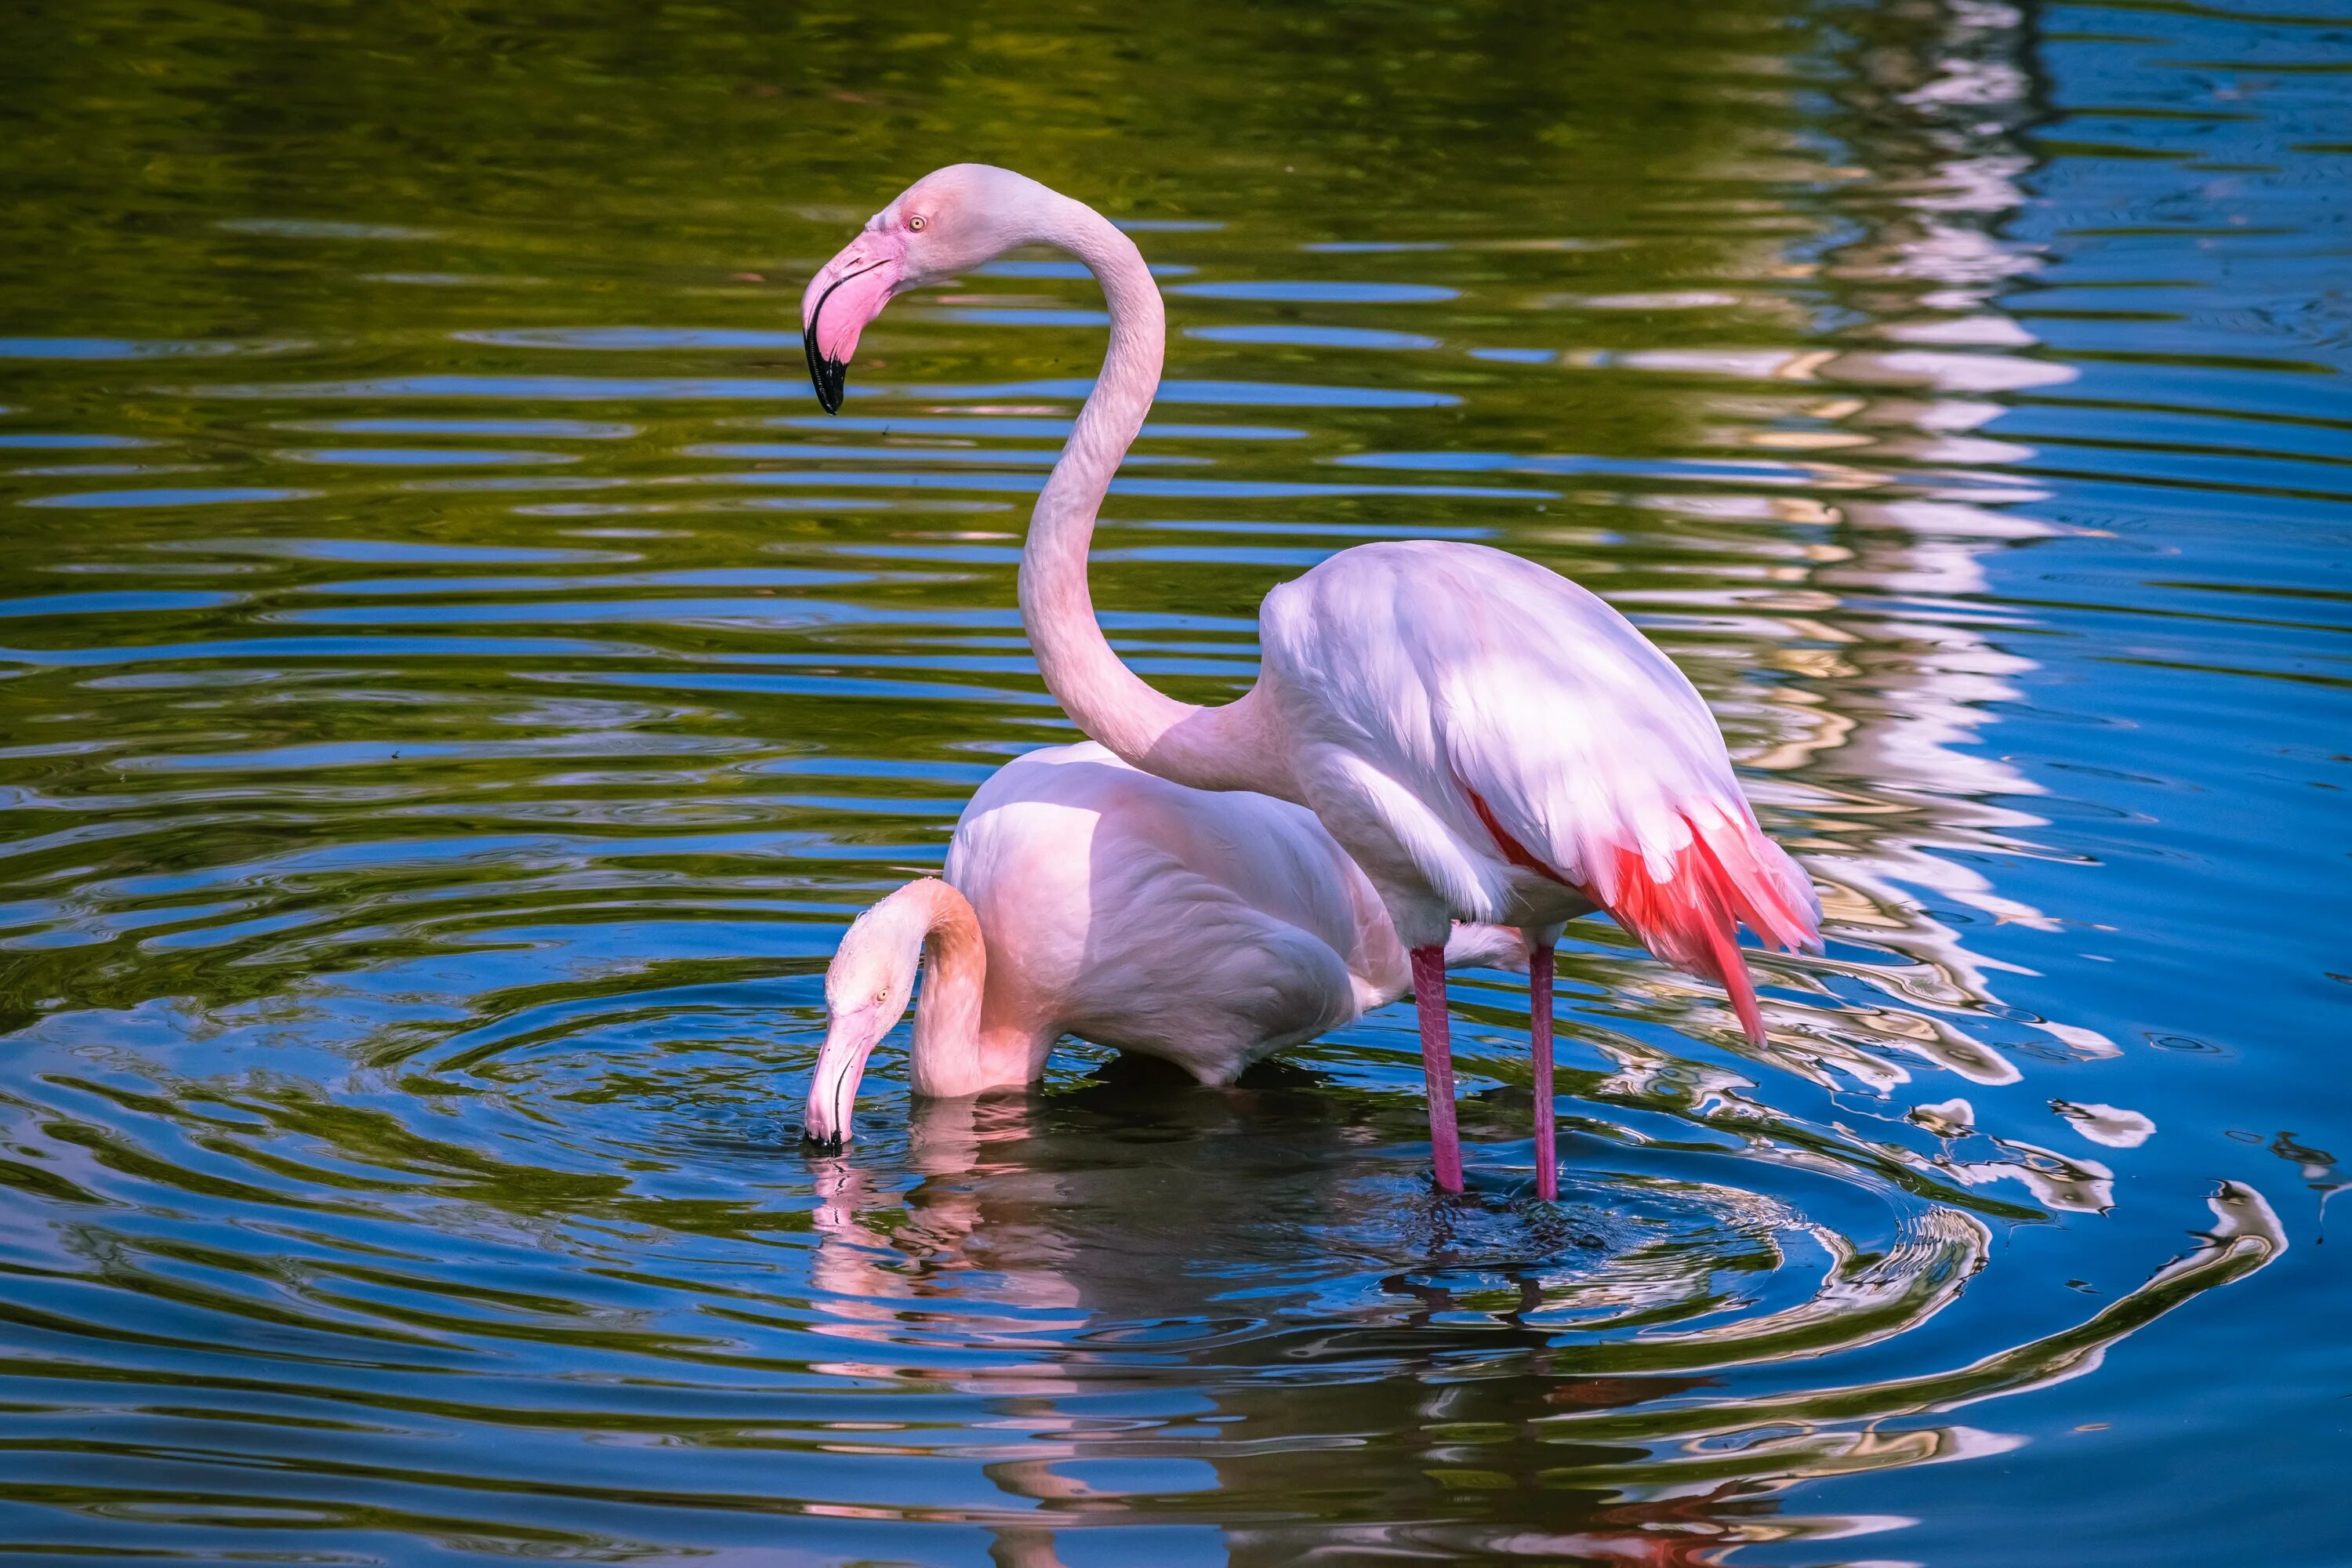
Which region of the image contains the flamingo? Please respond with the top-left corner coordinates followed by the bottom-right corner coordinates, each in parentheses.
top-left (804, 741), bottom-right (1526, 1149)
top-left (800, 165), bottom-right (1820, 1196)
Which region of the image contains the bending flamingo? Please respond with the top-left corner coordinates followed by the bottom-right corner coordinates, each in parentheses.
top-left (800, 165), bottom-right (1820, 1194)
top-left (805, 742), bottom-right (1526, 1148)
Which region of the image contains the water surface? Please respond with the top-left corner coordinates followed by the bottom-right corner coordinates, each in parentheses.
top-left (1, 2), bottom-right (2347, 1563)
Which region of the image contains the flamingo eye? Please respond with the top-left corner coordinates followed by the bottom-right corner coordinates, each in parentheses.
top-left (908, 215), bottom-right (926, 232)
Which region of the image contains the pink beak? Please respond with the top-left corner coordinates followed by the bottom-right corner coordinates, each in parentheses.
top-left (802, 1004), bottom-right (884, 1150)
top-left (800, 232), bottom-right (907, 414)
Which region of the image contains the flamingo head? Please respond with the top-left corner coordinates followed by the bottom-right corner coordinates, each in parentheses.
top-left (802, 895), bottom-right (925, 1149)
top-left (800, 163), bottom-right (1057, 413)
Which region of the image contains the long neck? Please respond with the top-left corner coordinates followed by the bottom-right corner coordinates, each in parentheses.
top-left (899, 880), bottom-right (993, 1097)
top-left (1016, 196), bottom-right (1293, 799)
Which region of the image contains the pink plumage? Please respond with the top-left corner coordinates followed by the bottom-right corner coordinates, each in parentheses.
top-left (1595, 816), bottom-right (1820, 1047)
top-left (1256, 540), bottom-right (1821, 1008)
top-left (803, 742), bottom-right (1526, 1147)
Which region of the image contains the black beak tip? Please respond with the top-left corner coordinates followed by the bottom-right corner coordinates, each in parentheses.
top-left (800, 1128), bottom-right (844, 1154)
top-left (803, 328), bottom-right (847, 415)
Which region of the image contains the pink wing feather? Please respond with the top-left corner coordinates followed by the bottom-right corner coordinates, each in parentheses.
top-left (1261, 540), bottom-right (1820, 1045)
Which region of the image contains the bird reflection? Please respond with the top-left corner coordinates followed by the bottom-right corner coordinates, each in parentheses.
top-left (801, 1080), bottom-right (2283, 1566)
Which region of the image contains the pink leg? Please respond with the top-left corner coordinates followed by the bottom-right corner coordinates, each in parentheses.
top-left (1410, 945), bottom-right (1464, 1192)
top-left (1530, 945), bottom-right (1558, 1202)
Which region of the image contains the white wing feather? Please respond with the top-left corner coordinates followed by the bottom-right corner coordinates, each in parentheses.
top-left (1260, 541), bottom-right (1819, 1040)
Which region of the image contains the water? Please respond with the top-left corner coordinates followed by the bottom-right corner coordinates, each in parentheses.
top-left (0, 1), bottom-right (2346, 1562)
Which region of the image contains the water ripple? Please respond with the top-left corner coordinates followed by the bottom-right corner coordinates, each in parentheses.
top-left (0, 2), bottom-right (2338, 1562)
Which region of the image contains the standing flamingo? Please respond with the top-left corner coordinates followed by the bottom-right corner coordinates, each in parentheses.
top-left (805, 742), bottom-right (1526, 1148)
top-left (800, 165), bottom-right (1820, 1196)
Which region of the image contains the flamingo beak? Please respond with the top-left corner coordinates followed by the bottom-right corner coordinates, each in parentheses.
top-left (800, 234), bottom-right (908, 415)
top-left (802, 1004), bottom-right (885, 1150)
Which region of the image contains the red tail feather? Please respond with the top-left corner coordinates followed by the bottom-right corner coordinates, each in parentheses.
top-left (1597, 815), bottom-right (1813, 1047)
top-left (1464, 783), bottom-right (1813, 1046)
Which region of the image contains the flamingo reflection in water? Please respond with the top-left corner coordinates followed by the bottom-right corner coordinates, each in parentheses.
top-left (804, 1091), bottom-right (2283, 1568)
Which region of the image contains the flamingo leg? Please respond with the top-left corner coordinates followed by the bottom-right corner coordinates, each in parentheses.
top-left (1410, 944), bottom-right (1464, 1192)
top-left (1530, 944), bottom-right (1558, 1202)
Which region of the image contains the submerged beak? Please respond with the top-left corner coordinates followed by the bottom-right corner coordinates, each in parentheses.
top-left (802, 1006), bottom-right (884, 1150)
top-left (800, 234), bottom-right (907, 416)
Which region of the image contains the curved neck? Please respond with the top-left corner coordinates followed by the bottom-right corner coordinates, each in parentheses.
top-left (1014, 195), bottom-right (1291, 799)
top-left (901, 881), bottom-right (990, 1096)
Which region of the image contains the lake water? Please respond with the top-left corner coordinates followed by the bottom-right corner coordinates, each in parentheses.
top-left (1, 2), bottom-right (2347, 1563)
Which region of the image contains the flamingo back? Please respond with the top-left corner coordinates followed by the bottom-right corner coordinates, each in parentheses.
top-left (944, 743), bottom-right (1404, 1079)
top-left (1259, 540), bottom-right (1820, 1043)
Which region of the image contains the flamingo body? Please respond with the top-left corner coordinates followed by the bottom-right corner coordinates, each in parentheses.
top-left (804, 742), bottom-right (1523, 1145)
top-left (948, 741), bottom-right (1418, 1081)
top-left (1258, 539), bottom-right (1820, 1037)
